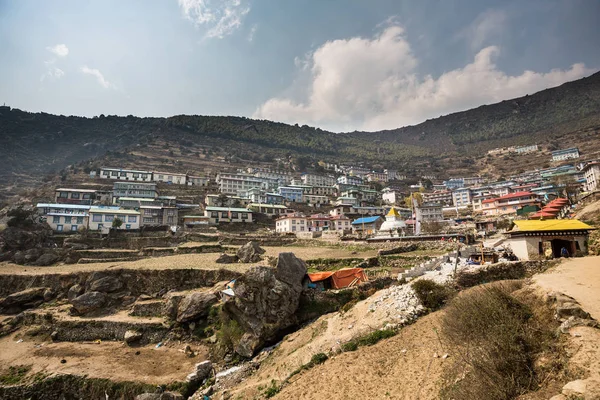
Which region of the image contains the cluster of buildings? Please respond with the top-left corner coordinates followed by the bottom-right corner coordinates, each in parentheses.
top-left (35, 154), bottom-right (600, 237)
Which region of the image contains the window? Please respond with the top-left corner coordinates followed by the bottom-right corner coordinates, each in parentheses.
top-left (292, 226), bottom-right (296, 232)
top-left (76, 217), bottom-right (84, 224)
top-left (52, 216), bottom-right (60, 223)
top-left (144, 209), bottom-right (153, 215)
top-left (133, 173), bottom-right (139, 178)
top-left (119, 172), bottom-right (127, 177)
top-left (125, 224), bottom-right (131, 229)
top-left (98, 224), bottom-right (104, 230)
top-left (143, 217), bottom-right (154, 223)
top-left (111, 171), bottom-right (118, 176)
top-left (167, 217), bottom-right (174, 224)
top-left (71, 192), bottom-right (80, 199)
top-left (241, 213), bottom-right (248, 220)
top-left (59, 192), bottom-right (68, 198)
top-left (57, 225), bottom-right (63, 231)
top-left (211, 212), bottom-right (218, 218)
top-left (167, 210), bottom-right (174, 216)
top-left (71, 225), bottom-right (78, 231)
top-left (105, 215), bottom-right (115, 222)
top-left (128, 216), bottom-right (137, 223)
top-left (221, 212), bottom-right (228, 218)
top-left (102, 170), bottom-right (109, 176)
top-left (83, 193), bottom-right (91, 200)
top-left (231, 212), bottom-right (238, 219)
top-left (92, 214), bottom-right (102, 222)
top-left (64, 216), bottom-right (72, 224)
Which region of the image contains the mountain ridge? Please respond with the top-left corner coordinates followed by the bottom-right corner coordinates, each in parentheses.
top-left (1, 71), bottom-right (599, 188)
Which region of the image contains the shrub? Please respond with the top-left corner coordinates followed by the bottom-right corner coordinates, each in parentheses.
top-left (341, 341), bottom-right (358, 352)
top-left (440, 282), bottom-right (559, 400)
top-left (263, 380), bottom-right (280, 398)
top-left (411, 279), bottom-right (453, 311)
top-left (0, 365), bottom-right (32, 385)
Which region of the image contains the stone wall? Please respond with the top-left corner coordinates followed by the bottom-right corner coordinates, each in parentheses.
top-left (0, 268), bottom-right (241, 298)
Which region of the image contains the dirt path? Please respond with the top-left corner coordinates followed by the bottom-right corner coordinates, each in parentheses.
top-left (0, 246), bottom-right (377, 276)
top-left (0, 332), bottom-right (204, 385)
top-left (534, 256), bottom-right (600, 320)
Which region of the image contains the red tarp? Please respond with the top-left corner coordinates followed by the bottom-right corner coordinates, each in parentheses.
top-left (307, 268), bottom-right (368, 289)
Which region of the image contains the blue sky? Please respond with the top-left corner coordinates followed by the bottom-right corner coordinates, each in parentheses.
top-left (0, 0), bottom-right (598, 132)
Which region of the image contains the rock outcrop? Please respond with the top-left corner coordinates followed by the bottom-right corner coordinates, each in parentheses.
top-left (216, 253), bottom-right (239, 264)
top-left (236, 241), bottom-right (265, 263)
top-left (176, 292), bottom-right (218, 323)
top-left (0, 287), bottom-right (49, 314)
top-left (224, 252), bottom-right (307, 357)
top-left (71, 291), bottom-right (107, 314)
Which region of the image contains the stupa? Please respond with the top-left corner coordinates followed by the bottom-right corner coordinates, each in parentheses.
top-left (378, 207), bottom-right (406, 234)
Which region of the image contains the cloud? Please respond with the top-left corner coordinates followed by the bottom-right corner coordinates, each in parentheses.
top-left (247, 24), bottom-right (257, 42)
top-left (254, 25), bottom-right (593, 132)
top-left (459, 9), bottom-right (507, 50)
top-left (178, 0), bottom-right (250, 39)
top-left (80, 66), bottom-right (115, 89)
top-left (46, 44), bottom-right (69, 57)
top-left (40, 66), bottom-right (65, 82)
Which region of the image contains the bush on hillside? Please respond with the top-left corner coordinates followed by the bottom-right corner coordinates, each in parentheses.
top-left (411, 279), bottom-right (453, 311)
top-left (439, 282), bottom-right (560, 400)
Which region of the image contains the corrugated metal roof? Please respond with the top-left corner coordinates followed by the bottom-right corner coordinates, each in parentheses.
top-left (351, 216), bottom-right (382, 225)
top-left (513, 219), bottom-right (594, 232)
top-left (37, 203), bottom-right (91, 209)
top-left (205, 207), bottom-right (251, 212)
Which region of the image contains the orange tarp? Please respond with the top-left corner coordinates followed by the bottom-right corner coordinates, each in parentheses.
top-left (307, 271), bottom-right (335, 282)
top-left (307, 268), bottom-right (369, 289)
top-left (331, 268), bottom-right (368, 289)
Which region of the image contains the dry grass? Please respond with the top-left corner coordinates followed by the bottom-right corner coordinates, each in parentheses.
top-left (439, 281), bottom-right (564, 400)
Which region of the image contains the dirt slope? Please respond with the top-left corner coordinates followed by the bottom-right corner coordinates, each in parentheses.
top-left (534, 256), bottom-right (600, 320)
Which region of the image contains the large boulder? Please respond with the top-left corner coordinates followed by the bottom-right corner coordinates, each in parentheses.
top-left (0, 287), bottom-right (48, 314)
top-left (275, 252), bottom-right (308, 286)
top-left (0, 225), bottom-right (52, 253)
top-left (34, 251), bottom-right (59, 266)
top-left (177, 292), bottom-right (218, 323)
top-left (23, 248), bottom-right (44, 264)
top-left (71, 291), bottom-right (107, 314)
top-left (67, 284), bottom-right (85, 301)
top-left (216, 253), bottom-right (239, 264)
top-left (236, 241), bottom-right (265, 263)
top-left (224, 252), bottom-right (306, 357)
top-left (135, 393), bottom-right (183, 400)
top-left (89, 276), bottom-right (124, 293)
top-left (186, 360), bottom-right (213, 383)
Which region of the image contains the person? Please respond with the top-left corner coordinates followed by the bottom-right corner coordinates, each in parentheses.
top-left (560, 247), bottom-right (569, 258)
top-left (544, 247), bottom-right (553, 260)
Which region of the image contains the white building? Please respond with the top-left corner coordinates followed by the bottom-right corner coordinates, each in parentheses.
top-left (100, 167), bottom-right (152, 182)
top-left (37, 203), bottom-right (90, 233)
top-left (366, 172), bottom-right (388, 183)
top-left (275, 214), bottom-right (308, 233)
top-left (301, 173), bottom-right (336, 187)
top-left (204, 207), bottom-right (253, 224)
top-left (303, 194), bottom-right (330, 205)
top-left (515, 144), bottom-right (539, 154)
top-left (88, 207), bottom-right (141, 233)
top-left (583, 161), bottom-right (600, 192)
top-left (415, 202), bottom-right (443, 223)
top-left (552, 148), bottom-right (580, 161)
top-left (382, 188), bottom-right (402, 205)
top-left (187, 176), bottom-right (209, 186)
top-left (152, 171), bottom-right (187, 185)
top-left (217, 173), bottom-right (269, 196)
top-left (452, 188), bottom-right (473, 207)
top-left (337, 175), bottom-right (363, 185)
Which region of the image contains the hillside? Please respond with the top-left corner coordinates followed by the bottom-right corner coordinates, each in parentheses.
top-left (1, 71), bottom-right (600, 190)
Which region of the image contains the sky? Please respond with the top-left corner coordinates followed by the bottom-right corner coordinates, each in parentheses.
top-left (0, 0), bottom-right (599, 132)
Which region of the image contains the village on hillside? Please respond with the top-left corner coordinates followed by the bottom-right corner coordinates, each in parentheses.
top-left (31, 143), bottom-right (599, 261)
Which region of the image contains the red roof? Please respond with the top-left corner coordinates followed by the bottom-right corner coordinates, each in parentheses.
top-left (482, 191), bottom-right (536, 204)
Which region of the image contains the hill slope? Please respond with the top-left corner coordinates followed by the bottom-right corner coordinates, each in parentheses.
top-left (1, 71), bottom-right (599, 187)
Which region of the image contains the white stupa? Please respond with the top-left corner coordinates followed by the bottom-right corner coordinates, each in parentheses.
top-left (379, 207), bottom-right (406, 233)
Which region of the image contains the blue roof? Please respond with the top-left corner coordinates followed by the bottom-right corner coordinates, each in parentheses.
top-left (351, 216), bottom-right (382, 225)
